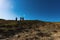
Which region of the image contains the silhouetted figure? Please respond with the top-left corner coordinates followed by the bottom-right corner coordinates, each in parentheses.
top-left (16, 17), bottom-right (17, 21)
top-left (20, 17), bottom-right (24, 21)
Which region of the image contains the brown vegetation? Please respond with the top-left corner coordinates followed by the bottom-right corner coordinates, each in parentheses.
top-left (0, 20), bottom-right (60, 40)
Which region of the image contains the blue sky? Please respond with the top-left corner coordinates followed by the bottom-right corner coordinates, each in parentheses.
top-left (0, 0), bottom-right (60, 22)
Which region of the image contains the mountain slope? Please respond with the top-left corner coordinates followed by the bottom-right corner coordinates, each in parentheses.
top-left (0, 20), bottom-right (60, 40)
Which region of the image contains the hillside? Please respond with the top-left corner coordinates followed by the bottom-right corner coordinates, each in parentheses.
top-left (0, 20), bottom-right (60, 40)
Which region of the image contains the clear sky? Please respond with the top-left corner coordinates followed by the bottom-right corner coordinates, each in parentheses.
top-left (0, 0), bottom-right (60, 22)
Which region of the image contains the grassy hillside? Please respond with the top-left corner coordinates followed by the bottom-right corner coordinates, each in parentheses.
top-left (0, 19), bottom-right (60, 40)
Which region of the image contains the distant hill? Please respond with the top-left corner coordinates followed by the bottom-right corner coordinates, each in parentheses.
top-left (0, 19), bottom-right (5, 20)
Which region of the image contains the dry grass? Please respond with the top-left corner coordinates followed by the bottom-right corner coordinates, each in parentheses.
top-left (0, 20), bottom-right (60, 40)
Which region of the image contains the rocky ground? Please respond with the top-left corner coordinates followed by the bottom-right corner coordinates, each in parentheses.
top-left (0, 20), bottom-right (60, 40)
